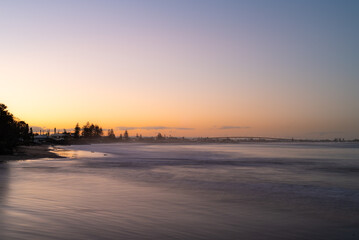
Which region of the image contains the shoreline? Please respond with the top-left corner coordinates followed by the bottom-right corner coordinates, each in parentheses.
top-left (1, 141), bottom-right (358, 162)
top-left (0, 145), bottom-right (62, 162)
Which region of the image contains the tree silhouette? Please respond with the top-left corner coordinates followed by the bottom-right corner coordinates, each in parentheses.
top-left (74, 123), bottom-right (81, 138)
top-left (108, 129), bottom-right (115, 139)
top-left (157, 133), bottom-right (164, 140)
top-left (81, 122), bottom-right (103, 138)
top-left (29, 127), bottom-right (34, 142)
top-left (17, 121), bottom-right (30, 144)
top-left (124, 130), bottom-right (129, 140)
top-left (0, 103), bottom-right (31, 154)
top-left (82, 122), bottom-right (92, 138)
top-left (89, 124), bottom-right (95, 137)
top-left (94, 125), bottom-right (103, 138)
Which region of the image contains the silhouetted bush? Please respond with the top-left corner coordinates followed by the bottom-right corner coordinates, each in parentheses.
top-left (74, 123), bottom-right (81, 139)
top-left (81, 122), bottom-right (103, 138)
top-left (0, 103), bottom-right (32, 154)
top-left (124, 130), bottom-right (129, 140)
top-left (108, 129), bottom-right (115, 139)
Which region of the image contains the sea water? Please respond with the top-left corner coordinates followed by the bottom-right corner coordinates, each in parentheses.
top-left (0, 142), bottom-right (358, 239)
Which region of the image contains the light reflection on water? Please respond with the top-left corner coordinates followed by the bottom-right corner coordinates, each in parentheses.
top-left (0, 143), bottom-right (359, 240)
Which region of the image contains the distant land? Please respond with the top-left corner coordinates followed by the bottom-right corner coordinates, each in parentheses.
top-left (1, 102), bottom-right (358, 157)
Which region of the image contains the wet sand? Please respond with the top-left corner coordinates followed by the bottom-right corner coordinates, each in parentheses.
top-left (1, 143), bottom-right (358, 239)
top-left (0, 145), bottom-right (61, 161)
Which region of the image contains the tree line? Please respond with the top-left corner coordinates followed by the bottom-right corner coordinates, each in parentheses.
top-left (1, 102), bottom-right (169, 154)
top-left (73, 122), bottom-right (129, 140)
top-left (74, 122), bottom-right (103, 138)
top-left (0, 104), bottom-right (32, 154)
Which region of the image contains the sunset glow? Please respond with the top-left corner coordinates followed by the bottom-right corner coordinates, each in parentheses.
top-left (1, 1), bottom-right (358, 138)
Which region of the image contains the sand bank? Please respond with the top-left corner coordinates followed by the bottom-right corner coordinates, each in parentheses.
top-left (0, 145), bottom-right (61, 161)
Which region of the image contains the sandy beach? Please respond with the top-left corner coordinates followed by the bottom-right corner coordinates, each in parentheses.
top-left (0, 145), bottom-right (61, 162)
top-left (1, 142), bottom-right (358, 239)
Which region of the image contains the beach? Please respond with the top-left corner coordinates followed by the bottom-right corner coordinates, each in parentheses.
top-left (0, 142), bottom-right (358, 239)
top-left (0, 145), bottom-right (60, 162)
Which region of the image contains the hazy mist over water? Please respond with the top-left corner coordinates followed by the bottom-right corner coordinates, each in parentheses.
top-left (0, 143), bottom-right (358, 239)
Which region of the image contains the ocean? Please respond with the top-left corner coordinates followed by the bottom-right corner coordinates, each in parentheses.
top-left (0, 142), bottom-right (358, 239)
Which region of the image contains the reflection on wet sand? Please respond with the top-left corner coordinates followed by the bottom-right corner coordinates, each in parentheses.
top-left (0, 143), bottom-right (358, 240)
top-left (0, 163), bottom-right (9, 202)
top-left (0, 163), bottom-right (9, 235)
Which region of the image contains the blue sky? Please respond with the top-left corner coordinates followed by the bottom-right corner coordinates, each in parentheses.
top-left (1, 0), bottom-right (358, 138)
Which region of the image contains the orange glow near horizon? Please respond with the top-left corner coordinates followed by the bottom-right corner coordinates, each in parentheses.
top-left (1, 1), bottom-right (358, 139)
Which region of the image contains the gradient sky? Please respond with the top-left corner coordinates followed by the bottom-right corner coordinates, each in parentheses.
top-left (1, 0), bottom-right (358, 138)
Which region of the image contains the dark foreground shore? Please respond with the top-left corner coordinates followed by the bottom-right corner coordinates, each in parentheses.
top-left (1, 143), bottom-right (358, 240)
top-left (0, 145), bottom-right (61, 161)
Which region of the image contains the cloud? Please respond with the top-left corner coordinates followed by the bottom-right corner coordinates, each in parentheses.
top-left (309, 131), bottom-right (342, 136)
top-left (116, 126), bottom-right (194, 131)
top-left (30, 126), bottom-right (46, 132)
top-left (141, 126), bottom-right (170, 130)
top-left (116, 126), bottom-right (141, 131)
top-left (218, 126), bottom-right (250, 130)
top-left (174, 127), bottom-right (195, 130)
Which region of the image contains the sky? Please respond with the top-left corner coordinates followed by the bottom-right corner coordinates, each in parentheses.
top-left (1, 0), bottom-right (358, 138)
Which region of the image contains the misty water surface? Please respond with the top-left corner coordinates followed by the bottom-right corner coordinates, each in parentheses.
top-left (0, 143), bottom-right (358, 240)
